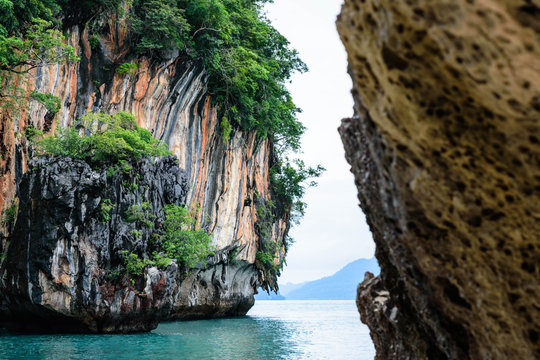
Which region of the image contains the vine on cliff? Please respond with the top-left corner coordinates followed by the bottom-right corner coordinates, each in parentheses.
top-left (253, 195), bottom-right (284, 292)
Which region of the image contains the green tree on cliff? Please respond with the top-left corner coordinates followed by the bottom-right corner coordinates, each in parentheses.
top-left (129, 0), bottom-right (323, 225)
top-left (97, 0), bottom-right (304, 150)
top-left (31, 111), bottom-right (171, 162)
top-left (1, 0), bottom-right (323, 238)
top-left (0, 1), bottom-right (78, 115)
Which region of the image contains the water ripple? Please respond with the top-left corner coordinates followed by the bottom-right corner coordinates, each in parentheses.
top-left (0, 301), bottom-right (374, 360)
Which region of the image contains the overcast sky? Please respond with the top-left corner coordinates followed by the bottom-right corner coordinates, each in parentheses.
top-left (265, 0), bottom-right (376, 285)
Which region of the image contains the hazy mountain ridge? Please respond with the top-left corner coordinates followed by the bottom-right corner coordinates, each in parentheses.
top-left (255, 258), bottom-right (379, 300)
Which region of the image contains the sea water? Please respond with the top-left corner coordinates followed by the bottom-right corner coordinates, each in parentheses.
top-left (0, 300), bottom-right (374, 359)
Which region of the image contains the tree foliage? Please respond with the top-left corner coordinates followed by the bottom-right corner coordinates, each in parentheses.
top-left (2, 198), bottom-right (18, 228)
top-left (31, 111), bottom-right (171, 162)
top-left (0, 0), bottom-right (61, 35)
top-left (121, 203), bottom-right (215, 279)
top-left (122, 250), bottom-right (150, 276)
top-left (0, 18), bottom-right (77, 74)
top-left (158, 204), bottom-right (215, 269)
top-left (271, 159), bottom-right (325, 223)
top-left (126, 0), bottom-right (306, 152)
top-left (131, 0), bottom-right (190, 55)
top-left (0, 2), bottom-right (78, 117)
top-left (30, 91), bottom-right (61, 114)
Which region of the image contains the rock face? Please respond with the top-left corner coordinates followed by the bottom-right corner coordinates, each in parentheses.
top-left (0, 17), bottom-right (288, 276)
top-left (0, 14), bottom-right (287, 332)
top-left (337, 0), bottom-right (539, 359)
top-left (0, 156), bottom-right (255, 333)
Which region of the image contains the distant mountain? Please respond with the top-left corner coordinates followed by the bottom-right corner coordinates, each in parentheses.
top-left (254, 281), bottom-right (308, 300)
top-left (254, 290), bottom-right (286, 300)
top-left (284, 258), bottom-right (380, 300)
top-left (277, 281), bottom-right (307, 296)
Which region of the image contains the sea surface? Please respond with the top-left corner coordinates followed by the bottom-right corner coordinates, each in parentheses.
top-left (0, 300), bottom-right (374, 360)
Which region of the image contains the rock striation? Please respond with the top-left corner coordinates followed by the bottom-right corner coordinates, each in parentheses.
top-left (337, 0), bottom-right (539, 359)
top-left (0, 13), bottom-right (287, 332)
top-left (0, 15), bottom-right (288, 275)
top-left (1, 21), bottom-right (287, 268)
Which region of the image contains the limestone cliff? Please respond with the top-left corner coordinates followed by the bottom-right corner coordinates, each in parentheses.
top-left (1, 156), bottom-right (257, 333)
top-left (0, 14), bottom-right (287, 332)
top-left (337, 0), bottom-right (539, 359)
top-left (1, 21), bottom-right (287, 267)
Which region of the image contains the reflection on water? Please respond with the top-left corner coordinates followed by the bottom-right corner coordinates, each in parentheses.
top-left (0, 301), bottom-right (374, 360)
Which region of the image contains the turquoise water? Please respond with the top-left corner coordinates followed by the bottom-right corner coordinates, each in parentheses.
top-left (0, 300), bottom-right (374, 359)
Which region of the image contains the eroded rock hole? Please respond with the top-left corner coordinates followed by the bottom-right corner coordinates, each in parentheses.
top-left (508, 293), bottom-right (520, 304)
top-left (521, 262), bottom-right (535, 274)
top-left (441, 279), bottom-right (472, 310)
top-left (382, 45), bottom-right (409, 71)
top-left (528, 329), bottom-right (539, 343)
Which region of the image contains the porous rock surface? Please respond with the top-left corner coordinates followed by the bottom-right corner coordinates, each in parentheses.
top-left (337, 0), bottom-right (539, 359)
top-left (0, 156), bottom-right (256, 333)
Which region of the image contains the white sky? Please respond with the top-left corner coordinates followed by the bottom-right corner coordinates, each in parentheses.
top-left (265, 0), bottom-right (375, 284)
